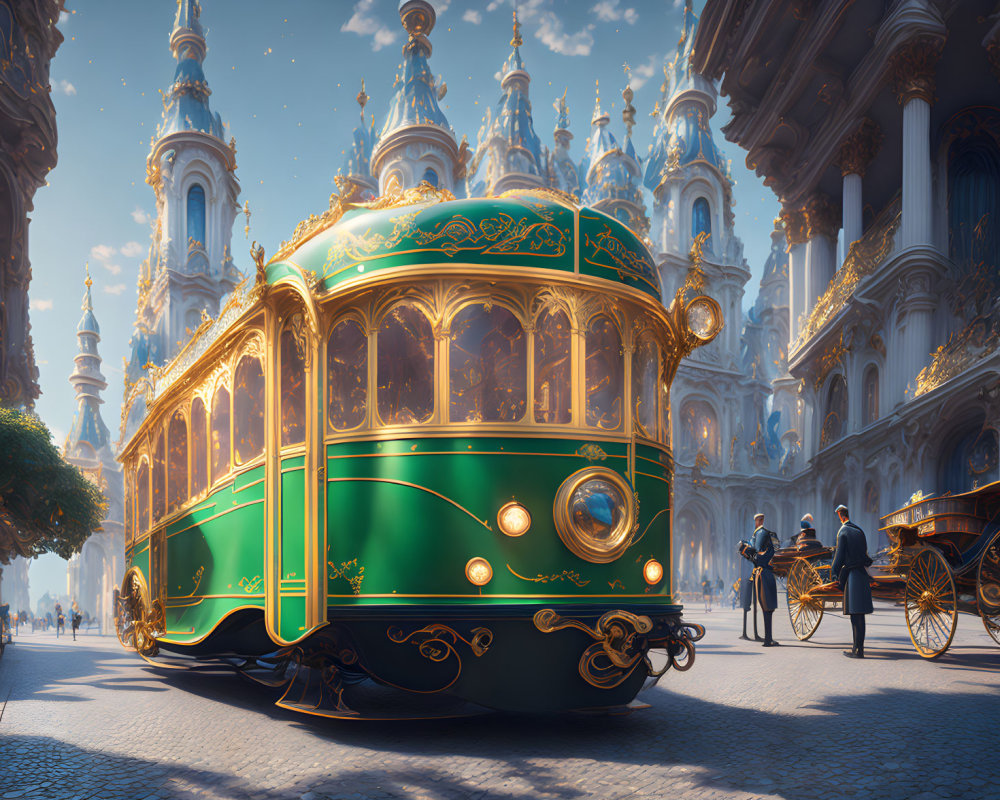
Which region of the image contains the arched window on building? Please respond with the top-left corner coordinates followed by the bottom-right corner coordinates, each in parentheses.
top-left (821, 374), bottom-right (847, 447)
top-left (692, 197), bottom-right (712, 241)
top-left (679, 400), bottom-right (720, 469)
top-left (421, 168), bottom-right (439, 187)
top-left (948, 128), bottom-right (999, 284)
top-left (187, 184), bottom-right (206, 246)
top-left (862, 365), bottom-right (879, 427)
top-left (938, 420), bottom-right (999, 495)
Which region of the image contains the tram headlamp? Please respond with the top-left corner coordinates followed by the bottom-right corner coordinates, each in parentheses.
top-left (465, 557), bottom-right (493, 587)
top-left (553, 468), bottom-right (637, 564)
top-left (497, 502), bottom-right (531, 537)
top-left (643, 559), bottom-right (664, 585)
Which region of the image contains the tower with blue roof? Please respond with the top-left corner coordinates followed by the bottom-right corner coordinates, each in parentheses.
top-left (548, 89), bottom-right (582, 199)
top-left (478, 10), bottom-right (545, 196)
top-left (126, 0), bottom-right (242, 388)
top-left (63, 268), bottom-right (124, 637)
top-left (370, 0), bottom-right (467, 194)
top-left (338, 80), bottom-right (379, 201)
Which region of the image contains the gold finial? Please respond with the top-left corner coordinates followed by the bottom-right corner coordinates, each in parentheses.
top-left (510, 8), bottom-right (522, 48)
top-left (356, 78), bottom-right (368, 113)
top-left (84, 262), bottom-right (92, 289)
top-left (243, 201), bottom-right (251, 239)
top-left (622, 64), bottom-right (636, 139)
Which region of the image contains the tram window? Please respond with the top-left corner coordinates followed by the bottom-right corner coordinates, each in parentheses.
top-left (166, 411), bottom-right (188, 514)
top-left (585, 315), bottom-right (623, 430)
top-left (450, 303), bottom-right (527, 423)
top-left (234, 355), bottom-right (266, 463)
top-left (377, 305), bottom-right (434, 425)
top-left (327, 318), bottom-right (367, 431)
top-left (280, 325), bottom-right (306, 446)
top-left (136, 460), bottom-right (150, 536)
top-left (534, 308), bottom-right (572, 424)
top-left (152, 431), bottom-right (166, 522)
top-left (210, 385), bottom-right (231, 482)
top-left (633, 336), bottom-right (659, 439)
top-left (124, 470), bottom-right (133, 545)
top-left (190, 397), bottom-right (208, 496)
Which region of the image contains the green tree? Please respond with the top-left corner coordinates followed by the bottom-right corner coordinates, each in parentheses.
top-left (0, 408), bottom-right (107, 564)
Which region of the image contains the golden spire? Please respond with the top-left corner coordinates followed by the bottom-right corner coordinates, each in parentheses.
top-left (84, 262), bottom-right (92, 289)
top-left (622, 63), bottom-right (636, 139)
top-left (510, 8), bottom-right (522, 48)
top-left (356, 78), bottom-right (368, 116)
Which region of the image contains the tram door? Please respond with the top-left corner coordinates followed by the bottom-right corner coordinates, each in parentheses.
top-left (266, 307), bottom-right (328, 645)
top-left (149, 529), bottom-right (166, 632)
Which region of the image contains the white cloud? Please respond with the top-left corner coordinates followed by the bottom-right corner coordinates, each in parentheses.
top-left (130, 207), bottom-right (151, 225)
top-left (120, 241), bottom-right (144, 258)
top-left (536, 13), bottom-right (594, 56)
top-left (463, 9), bottom-right (482, 24)
top-left (342, 0), bottom-right (399, 52)
top-left (630, 53), bottom-right (660, 90)
top-left (30, 298), bottom-right (53, 312)
top-left (592, 1), bottom-right (638, 24)
top-left (102, 263), bottom-right (122, 275)
top-left (103, 284), bottom-right (127, 296)
top-left (55, 80), bottom-right (76, 96)
top-left (90, 244), bottom-right (115, 261)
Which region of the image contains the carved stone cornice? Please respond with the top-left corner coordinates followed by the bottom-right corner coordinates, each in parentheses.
top-left (836, 118), bottom-right (883, 178)
top-left (803, 194), bottom-right (840, 241)
top-left (889, 37), bottom-right (944, 105)
top-left (780, 206), bottom-right (807, 247)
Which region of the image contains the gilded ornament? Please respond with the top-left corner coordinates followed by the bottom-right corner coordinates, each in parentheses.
top-left (837, 119), bottom-right (883, 178)
top-left (576, 443), bottom-right (608, 461)
top-left (889, 37), bottom-right (944, 104)
top-left (506, 565), bottom-right (591, 587)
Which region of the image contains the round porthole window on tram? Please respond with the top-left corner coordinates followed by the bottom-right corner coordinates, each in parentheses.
top-left (553, 467), bottom-right (637, 563)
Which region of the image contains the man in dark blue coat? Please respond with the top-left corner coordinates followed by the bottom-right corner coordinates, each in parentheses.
top-left (831, 504), bottom-right (873, 658)
top-left (750, 513), bottom-right (779, 646)
top-left (737, 533), bottom-right (759, 640)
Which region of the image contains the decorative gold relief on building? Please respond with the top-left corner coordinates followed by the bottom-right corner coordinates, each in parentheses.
top-left (837, 118), bottom-right (883, 178)
top-left (889, 37), bottom-right (944, 104)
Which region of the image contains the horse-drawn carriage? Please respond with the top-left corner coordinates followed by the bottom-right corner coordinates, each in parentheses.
top-left (780, 481), bottom-right (1000, 658)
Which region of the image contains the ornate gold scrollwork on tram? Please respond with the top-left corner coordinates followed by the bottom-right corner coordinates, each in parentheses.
top-left (115, 567), bottom-right (163, 657)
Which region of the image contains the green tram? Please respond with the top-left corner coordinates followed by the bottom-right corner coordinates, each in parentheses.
top-left (116, 185), bottom-right (721, 717)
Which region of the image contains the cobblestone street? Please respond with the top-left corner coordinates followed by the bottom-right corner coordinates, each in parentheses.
top-left (1, 602), bottom-right (998, 800)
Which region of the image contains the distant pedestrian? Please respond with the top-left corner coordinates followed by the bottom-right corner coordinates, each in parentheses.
top-left (701, 572), bottom-right (713, 612)
top-left (831, 504), bottom-right (873, 658)
top-left (71, 611), bottom-right (82, 641)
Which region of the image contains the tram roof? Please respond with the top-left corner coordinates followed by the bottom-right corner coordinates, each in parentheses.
top-left (265, 186), bottom-right (662, 301)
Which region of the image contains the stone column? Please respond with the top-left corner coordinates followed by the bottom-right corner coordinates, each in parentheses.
top-left (780, 206), bottom-right (808, 347)
top-left (895, 271), bottom-right (938, 404)
top-left (891, 39), bottom-right (941, 250)
top-left (837, 119), bottom-right (883, 257)
top-left (803, 194), bottom-right (840, 317)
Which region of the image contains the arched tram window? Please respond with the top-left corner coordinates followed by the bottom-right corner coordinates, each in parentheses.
top-left (327, 318), bottom-right (367, 432)
top-left (280, 324), bottom-right (306, 447)
top-left (190, 397), bottom-right (208, 496)
top-left (449, 303), bottom-right (526, 423)
top-left (633, 335), bottom-right (659, 439)
top-left (152, 431), bottom-right (165, 522)
top-left (377, 305), bottom-right (434, 425)
top-left (166, 411), bottom-right (188, 514)
top-left (533, 308), bottom-right (572, 425)
top-left (211, 385), bottom-right (231, 482)
top-left (234, 355), bottom-right (265, 464)
top-left (585, 315), bottom-right (623, 430)
top-left (136, 461), bottom-right (150, 538)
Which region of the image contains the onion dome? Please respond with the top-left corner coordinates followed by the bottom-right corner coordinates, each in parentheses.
top-left (644, 0), bottom-right (727, 192)
top-left (582, 76), bottom-right (647, 236)
top-left (372, 1), bottom-right (463, 191)
top-left (157, 0), bottom-right (224, 139)
top-left (479, 10), bottom-right (544, 194)
top-left (65, 267), bottom-right (111, 460)
top-left (339, 80), bottom-right (379, 200)
top-left (266, 188), bottom-right (661, 301)
top-left (549, 89), bottom-right (582, 198)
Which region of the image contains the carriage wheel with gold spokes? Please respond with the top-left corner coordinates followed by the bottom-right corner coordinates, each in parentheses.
top-left (976, 529), bottom-right (1000, 647)
top-left (904, 547), bottom-right (957, 659)
top-left (116, 568), bottom-right (158, 656)
top-left (786, 558), bottom-right (824, 641)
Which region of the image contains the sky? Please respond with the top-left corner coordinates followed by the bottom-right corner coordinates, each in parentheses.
top-left (23, 0), bottom-right (779, 607)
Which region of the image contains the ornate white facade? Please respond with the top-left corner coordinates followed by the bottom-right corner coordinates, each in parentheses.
top-left (693, 0), bottom-right (1000, 565)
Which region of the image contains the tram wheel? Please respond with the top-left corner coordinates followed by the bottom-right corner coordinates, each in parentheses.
top-left (976, 528), bottom-right (1000, 647)
top-left (786, 559), bottom-right (824, 641)
top-left (117, 568), bottom-right (158, 656)
top-left (904, 548), bottom-right (957, 659)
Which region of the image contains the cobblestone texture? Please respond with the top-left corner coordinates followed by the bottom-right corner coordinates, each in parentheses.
top-left (0, 603), bottom-right (998, 799)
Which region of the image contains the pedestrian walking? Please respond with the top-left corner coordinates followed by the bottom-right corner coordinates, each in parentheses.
top-left (701, 572), bottom-right (713, 612)
top-left (71, 611), bottom-right (82, 641)
top-left (831, 504), bottom-right (874, 658)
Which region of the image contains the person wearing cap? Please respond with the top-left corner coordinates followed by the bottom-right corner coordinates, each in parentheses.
top-left (831, 504), bottom-right (873, 658)
top-left (740, 513), bottom-right (779, 646)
